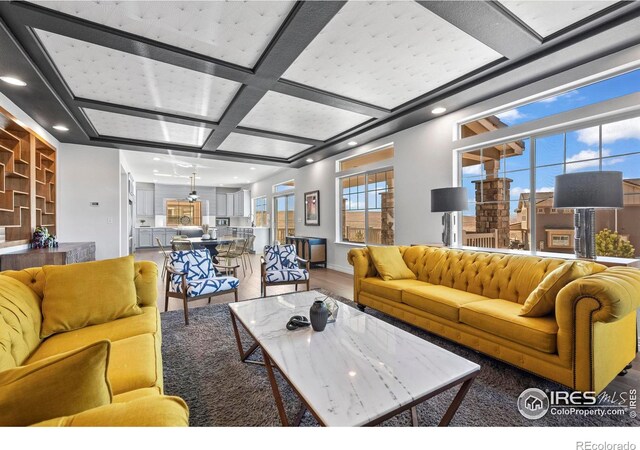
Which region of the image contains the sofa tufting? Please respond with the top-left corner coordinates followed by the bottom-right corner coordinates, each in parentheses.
top-left (0, 260), bottom-right (189, 426)
top-left (348, 245), bottom-right (640, 393)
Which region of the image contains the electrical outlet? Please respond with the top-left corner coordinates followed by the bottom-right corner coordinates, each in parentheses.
top-left (107, 217), bottom-right (113, 224)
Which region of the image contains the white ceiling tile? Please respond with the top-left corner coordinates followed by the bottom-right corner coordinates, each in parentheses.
top-left (36, 30), bottom-right (241, 120)
top-left (30, 1), bottom-right (296, 68)
top-left (239, 91), bottom-right (371, 140)
top-left (219, 133), bottom-right (310, 159)
top-left (84, 109), bottom-right (212, 146)
top-left (282, 1), bottom-right (502, 109)
top-left (499, 1), bottom-right (616, 37)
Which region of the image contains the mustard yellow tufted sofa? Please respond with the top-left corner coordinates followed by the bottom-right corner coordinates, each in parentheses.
top-left (348, 246), bottom-right (640, 393)
top-left (0, 261), bottom-right (189, 426)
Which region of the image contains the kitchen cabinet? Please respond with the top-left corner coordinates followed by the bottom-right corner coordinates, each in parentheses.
top-left (136, 189), bottom-right (154, 216)
top-left (216, 193), bottom-right (227, 216)
top-left (226, 193), bottom-right (234, 217)
top-left (232, 190), bottom-right (251, 217)
top-left (138, 228), bottom-right (152, 247)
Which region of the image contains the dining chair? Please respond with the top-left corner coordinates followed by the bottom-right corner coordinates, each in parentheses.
top-left (165, 249), bottom-right (239, 325)
top-left (260, 244), bottom-right (310, 297)
top-left (156, 237), bottom-right (169, 281)
top-left (171, 239), bottom-right (193, 252)
top-left (241, 234), bottom-right (255, 274)
top-left (224, 238), bottom-right (248, 277)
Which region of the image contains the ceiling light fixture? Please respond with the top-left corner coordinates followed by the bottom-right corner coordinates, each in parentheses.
top-left (0, 76), bottom-right (27, 86)
top-left (306, 158), bottom-right (314, 163)
top-left (155, 173), bottom-right (172, 177)
top-left (153, 157), bottom-right (160, 161)
top-left (187, 172), bottom-right (199, 202)
top-left (250, 167), bottom-right (256, 170)
top-left (52, 125), bottom-right (69, 131)
top-left (348, 141), bottom-right (358, 146)
top-left (431, 106), bottom-right (447, 114)
top-left (177, 163), bottom-right (192, 168)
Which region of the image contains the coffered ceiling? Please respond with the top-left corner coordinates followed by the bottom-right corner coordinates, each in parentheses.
top-left (1, 1), bottom-right (639, 168)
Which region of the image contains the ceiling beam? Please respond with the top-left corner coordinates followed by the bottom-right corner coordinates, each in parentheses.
top-left (202, 1), bottom-right (346, 151)
top-left (416, 1), bottom-right (541, 59)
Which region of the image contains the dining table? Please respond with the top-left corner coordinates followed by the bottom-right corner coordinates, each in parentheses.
top-left (178, 236), bottom-right (245, 264)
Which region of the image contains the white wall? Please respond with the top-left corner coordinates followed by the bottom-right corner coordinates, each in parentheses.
top-left (57, 143), bottom-right (122, 260)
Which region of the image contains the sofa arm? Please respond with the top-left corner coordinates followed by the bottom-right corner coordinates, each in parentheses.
top-left (347, 248), bottom-right (378, 303)
top-left (134, 261), bottom-right (159, 308)
top-left (556, 267), bottom-right (640, 325)
top-left (31, 395), bottom-right (189, 427)
top-left (556, 267), bottom-right (640, 392)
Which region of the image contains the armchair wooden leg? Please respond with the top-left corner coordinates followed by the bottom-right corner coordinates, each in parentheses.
top-left (208, 296), bottom-right (212, 304)
top-left (164, 293), bottom-right (169, 312)
top-left (234, 290), bottom-right (238, 302)
top-left (295, 283), bottom-right (298, 292)
top-left (306, 280), bottom-right (310, 291)
top-left (182, 294), bottom-right (189, 326)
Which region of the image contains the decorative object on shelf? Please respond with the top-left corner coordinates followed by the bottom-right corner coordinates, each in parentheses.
top-left (309, 300), bottom-right (329, 331)
top-left (304, 190), bottom-right (320, 226)
top-left (140, 219), bottom-right (146, 226)
top-left (187, 172), bottom-right (199, 202)
top-left (317, 295), bottom-right (339, 323)
top-left (554, 171), bottom-right (623, 259)
top-left (31, 226), bottom-right (58, 249)
top-left (430, 187), bottom-right (468, 247)
top-left (201, 224), bottom-right (211, 240)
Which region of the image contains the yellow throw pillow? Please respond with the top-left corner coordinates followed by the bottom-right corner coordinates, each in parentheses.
top-left (41, 255), bottom-right (141, 338)
top-left (519, 261), bottom-right (593, 317)
top-left (0, 340), bottom-right (112, 426)
top-left (367, 246), bottom-right (417, 281)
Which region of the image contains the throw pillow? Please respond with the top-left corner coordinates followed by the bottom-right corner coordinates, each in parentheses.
top-left (41, 255), bottom-right (141, 338)
top-left (0, 340), bottom-right (112, 426)
top-left (519, 261), bottom-right (593, 317)
top-left (367, 246), bottom-right (417, 281)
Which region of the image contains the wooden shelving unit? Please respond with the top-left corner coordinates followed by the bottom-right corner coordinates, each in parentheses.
top-left (0, 107), bottom-right (56, 247)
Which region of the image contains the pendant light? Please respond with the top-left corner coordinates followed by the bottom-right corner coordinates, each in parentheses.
top-left (187, 172), bottom-right (199, 202)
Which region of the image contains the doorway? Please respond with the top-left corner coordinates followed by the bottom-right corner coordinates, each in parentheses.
top-left (273, 193), bottom-right (295, 243)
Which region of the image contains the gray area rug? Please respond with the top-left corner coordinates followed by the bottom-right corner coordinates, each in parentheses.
top-left (161, 289), bottom-right (638, 427)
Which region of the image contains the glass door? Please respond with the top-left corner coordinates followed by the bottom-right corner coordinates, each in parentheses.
top-left (274, 193), bottom-right (295, 243)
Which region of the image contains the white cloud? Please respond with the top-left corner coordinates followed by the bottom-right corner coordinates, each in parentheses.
top-left (496, 108), bottom-right (526, 123)
top-left (538, 89), bottom-right (579, 104)
top-left (565, 148), bottom-right (624, 172)
top-left (511, 186), bottom-right (554, 198)
top-left (462, 164), bottom-right (482, 176)
top-left (577, 117), bottom-right (640, 146)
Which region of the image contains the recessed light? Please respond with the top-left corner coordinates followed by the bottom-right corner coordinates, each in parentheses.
top-left (219, 184), bottom-right (224, 186)
top-left (306, 158), bottom-right (314, 163)
top-left (176, 163), bottom-right (191, 168)
top-left (153, 157), bottom-right (160, 161)
top-left (153, 169), bottom-right (158, 173)
top-left (250, 167), bottom-right (256, 170)
top-left (0, 76), bottom-right (27, 86)
top-left (431, 106), bottom-right (447, 114)
top-left (52, 125), bottom-right (69, 131)
top-left (156, 173), bottom-right (172, 177)
top-left (233, 176), bottom-right (238, 179)
top-left (347, 141), bottom-right (358, 146)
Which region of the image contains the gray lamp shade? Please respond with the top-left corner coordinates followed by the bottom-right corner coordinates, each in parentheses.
top-left (431, 187), bottom-right (468, 212)
top-left (554, 171), bottom-right (623, 209)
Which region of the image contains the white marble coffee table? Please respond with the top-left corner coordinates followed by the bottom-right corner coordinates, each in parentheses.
top-left (228, 291), bottom-right (480, 427)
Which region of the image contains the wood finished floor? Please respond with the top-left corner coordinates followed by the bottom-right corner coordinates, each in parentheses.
top-left (135, 248), bottom-right (639, 394)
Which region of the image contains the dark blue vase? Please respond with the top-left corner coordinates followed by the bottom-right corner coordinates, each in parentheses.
top-left (309, 300), bottom-right (329, 331)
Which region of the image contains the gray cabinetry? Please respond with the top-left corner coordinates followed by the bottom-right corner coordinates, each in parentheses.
top-left (216, 193), bottom-right (227, 216)
top-left (136, 189), bottom-right (154, 216)
top-left (226, 193), bottom-right (234, 217)
top-left (135, 228), bottom-right (177, 249)
top-left (138, 228), bottom-right (152, 247)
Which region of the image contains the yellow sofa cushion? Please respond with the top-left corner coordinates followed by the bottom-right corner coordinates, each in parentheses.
top-left (360, 278), bottom-right (427, 303)
top-left (26, 307), bottom-right (158, 361)
top-left (0, 340), bottom-right (112, 426)
top-left (41, 255), bottom-right (142, 338)
top-left (402, 285), bottom-right (491, 322)
top-left (31, 395), bottom-right (189, 427)
top-left (0, 276), bottom-right (42, 371)
top-left (460, 299), bottom-right (559, 354)
top-left (367, 246), bottom-right (416, 281)
top-left (106, 333), bottom-right (161, 395)
top-left (520, 261), bottom-right (594, 317)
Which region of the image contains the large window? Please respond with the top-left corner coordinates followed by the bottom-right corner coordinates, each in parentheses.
top-left (274, 193), bottom-right (295, 243)
top-left (461, 68), bottom-right (640, 138)
top-left (459, 115), bottom-right (640, 258)
top-left (254, 196), bottom-right (267, 227)
top-left (340, 169), bottom-right (394, 245)
top-left (273, 179), bottom-right (295, 193)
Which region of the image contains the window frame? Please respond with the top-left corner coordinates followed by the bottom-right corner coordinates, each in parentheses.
top-left (253, 195), bottom-right (268, 227)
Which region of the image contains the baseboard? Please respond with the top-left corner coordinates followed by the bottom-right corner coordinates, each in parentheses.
top-left (327, 263), bottom-right (353, 275)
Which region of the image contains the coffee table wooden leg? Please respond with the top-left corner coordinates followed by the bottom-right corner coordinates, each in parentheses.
top-left (263, 350), bottom-right (289, 427)
top-left (438, 376), bottom-right (475, 427)
top-left (410, 406), bottom-right (419, 427)
top-left (294, 404), bottom-right (306, 426)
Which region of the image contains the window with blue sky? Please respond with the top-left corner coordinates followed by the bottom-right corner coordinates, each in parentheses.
top-left (460, 93), bottom-right (640, 257)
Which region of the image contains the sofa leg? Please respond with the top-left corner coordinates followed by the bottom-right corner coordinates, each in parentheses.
top-left (618, 363), bottom-right (632, 376)
top-left (357, 304), bottom-right (366, 312)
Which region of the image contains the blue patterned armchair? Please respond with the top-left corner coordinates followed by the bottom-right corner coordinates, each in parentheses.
top-left (260, 244), bottom-right (310, 297)
top-left (165, 249), bottom-right (240, 324)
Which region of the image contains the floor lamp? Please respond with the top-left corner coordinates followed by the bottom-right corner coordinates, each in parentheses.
top-left (554, 171), bottom-right (623, 259)
top-left (431, 187), bottom-right (468, 247)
